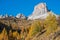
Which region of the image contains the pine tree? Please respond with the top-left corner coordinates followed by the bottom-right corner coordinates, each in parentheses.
top-left (25, 20), bottom-right (44, 40)
top-left (13, 31), bottom-right (18, 37)
top-left (44, 12), bottom-right (58, 35)
top-left (2, 28), bottom-right (8, 40)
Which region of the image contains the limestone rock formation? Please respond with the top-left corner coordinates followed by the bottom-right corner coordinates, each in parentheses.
top-left (16, 13), bottom-right (27, 19)
top-left (28, 3), bottom-right (59, 20)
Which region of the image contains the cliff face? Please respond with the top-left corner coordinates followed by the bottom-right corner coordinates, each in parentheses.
top-left (28, 3), bottom-right (59, 20)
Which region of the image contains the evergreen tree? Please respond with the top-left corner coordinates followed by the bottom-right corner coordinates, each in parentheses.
top-left (44, 12), bottom-right (58, 35)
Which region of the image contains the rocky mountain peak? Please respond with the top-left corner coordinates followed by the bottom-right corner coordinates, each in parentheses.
top-left (16, 13), bottom-right (26, 19)
top-left (28, 3), bottom-right (48, 20)
top-left (28, 3), bottom-right (59, 20)
top-left (33, 3), bottom-right (47, 15)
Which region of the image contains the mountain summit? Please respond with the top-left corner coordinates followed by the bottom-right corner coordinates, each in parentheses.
top-left (0, 3), bottom-right (59, 20)
top-left (28, 3), bottom-right (59, 20)
top-left (16, 13), bottom-right (27, 19)
top-left (28, 3), bottom-right (48, 20)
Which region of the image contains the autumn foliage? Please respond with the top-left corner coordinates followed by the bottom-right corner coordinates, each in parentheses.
top-left (0, 12), bottom-right (59, 40)
top-left (44, 12), bottom-right (58, 35)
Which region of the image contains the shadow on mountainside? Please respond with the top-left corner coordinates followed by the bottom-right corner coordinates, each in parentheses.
top-left (0, 22), bottom-right (21, 34)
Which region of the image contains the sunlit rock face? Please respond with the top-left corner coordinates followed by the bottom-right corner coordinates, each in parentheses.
top-left (33, 3), bottom-right (47, 15)
top-left (28, 3), bottom-right (59, 20)
top-left (16, 13), bottom-right (26, 19)
top-left (28, 3), bottom-right (48, 20)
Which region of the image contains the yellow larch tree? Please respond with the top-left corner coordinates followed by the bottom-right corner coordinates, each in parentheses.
top-left (0, 28), bottom-right (8, 40)
top-left (25, 20), bottom-right (44, 40)
top-left (44, 12), bottom-right (58, 35)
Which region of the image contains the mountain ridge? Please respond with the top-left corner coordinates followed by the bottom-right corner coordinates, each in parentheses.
top-left (0, 3), bottom-right (60, 20)
top-left (28, 3), bottom-right (59, 20)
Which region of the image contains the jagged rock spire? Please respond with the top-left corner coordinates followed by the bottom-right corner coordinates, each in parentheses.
top-left (28, 3), bottom-right (48, 20)
top-left (33, 3), bottom-right (47, 15)
top-left (16, 13), bottom-right (26, 19)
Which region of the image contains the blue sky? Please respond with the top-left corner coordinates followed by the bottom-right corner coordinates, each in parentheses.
top-left (0, 0), bottom-right (60, 16)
